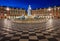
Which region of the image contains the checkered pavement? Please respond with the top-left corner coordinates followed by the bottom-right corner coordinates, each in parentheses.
top-left (0, 19), bottom-right (60, 41)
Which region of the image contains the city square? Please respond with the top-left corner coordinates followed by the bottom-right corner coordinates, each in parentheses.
top-left (0, 0), bottom-right (60, 41)
top-left (0, 19), bottom-right (60, 41)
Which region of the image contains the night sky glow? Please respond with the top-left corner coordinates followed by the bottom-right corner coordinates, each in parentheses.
top-left (0, 0), bottom-right (60, 9)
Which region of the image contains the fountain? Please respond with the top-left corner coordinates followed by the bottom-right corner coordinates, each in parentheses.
top-left (25, 5), bottom-right (34, 19)
top-left (14, 5), bottom-right (40, 23)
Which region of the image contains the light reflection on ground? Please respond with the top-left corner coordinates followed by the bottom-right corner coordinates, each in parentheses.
top-left (46, 18), bottom-right (54, 31)
top-left (3, 19), bottom-right (14, 31)
top-left (0, 19), bottom-right (60, 41)
top-left (3, 19), bottom-right (12, 27)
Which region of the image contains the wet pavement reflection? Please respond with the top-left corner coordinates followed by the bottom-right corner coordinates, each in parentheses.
top-left (0, 19), bottom-right (60, 41)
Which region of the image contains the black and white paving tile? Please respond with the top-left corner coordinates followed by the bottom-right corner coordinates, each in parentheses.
top-left (0, 19), bottom-right (60, 41)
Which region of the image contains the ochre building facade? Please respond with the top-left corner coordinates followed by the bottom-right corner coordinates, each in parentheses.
top-left (0, 6), bottom-right (60, 19)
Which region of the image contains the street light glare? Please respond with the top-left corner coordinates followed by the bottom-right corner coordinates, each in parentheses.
top-left (58, 8), bottom-right (60, 10)
top-left (6, 7), bottom-right (10, 11)
top-left (48, 8), bottom-right (51, 11)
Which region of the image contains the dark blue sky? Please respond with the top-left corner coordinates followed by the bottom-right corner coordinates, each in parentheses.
top-left (0, 0), bottom-right (60, 10)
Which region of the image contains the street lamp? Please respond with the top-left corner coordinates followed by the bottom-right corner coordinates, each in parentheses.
top-left (47, 7), bottom-right (52, 19)
top-left (58, 8), bottom-right (60, 17)
top-left (48, 7), bottom-right (51, 11)
top-left (58, 8), bottom-right (60, 10)
top-left (5, 7), bottom-right (10, 19)
top-left (6, 7), bottom-right (10, 11)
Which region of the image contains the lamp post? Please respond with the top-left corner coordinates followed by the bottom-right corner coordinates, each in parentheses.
top-left (47, 7), bottom-right (52, 19)
top-left (48, 8), bottom-right (51, 11)
top-left (54, 6), bottom-right (56, 18)
top-left (58, 8), bottom-right (59, 18)
top-left (6, 7), bottom-right (10, 11)
top-left (5, 7), bottom-right (10, 19)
